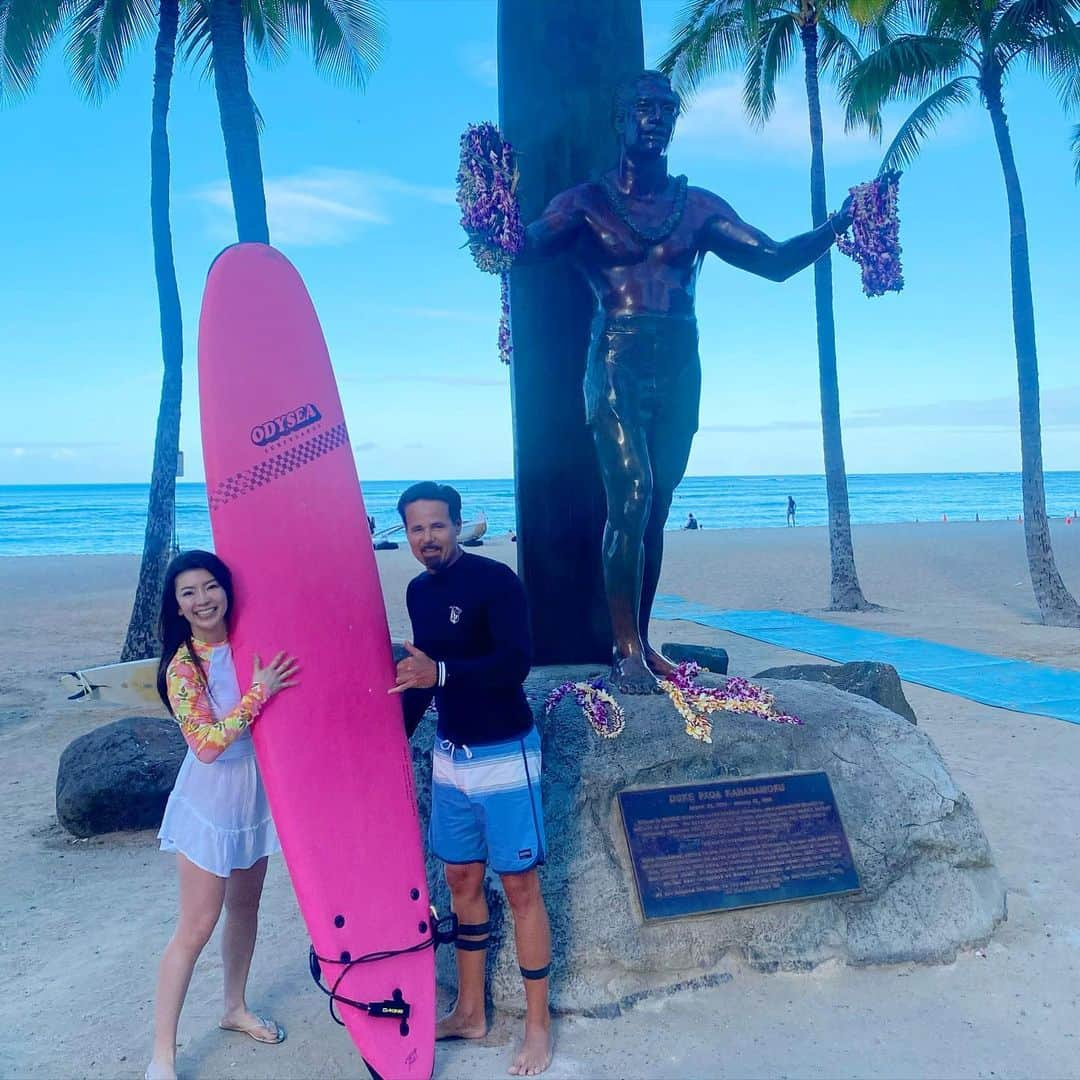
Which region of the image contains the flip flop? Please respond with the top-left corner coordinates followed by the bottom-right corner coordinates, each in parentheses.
top-left (218, 1015), bottom-right (286, 1044)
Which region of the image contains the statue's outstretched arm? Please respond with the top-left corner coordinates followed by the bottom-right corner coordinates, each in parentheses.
top-left (701, 192), bottom-right (852, 283)
top-left (518, 189), bottom-right (585, 265)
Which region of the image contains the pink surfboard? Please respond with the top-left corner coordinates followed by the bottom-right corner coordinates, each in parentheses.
top-left (198, 243), bottom-right (435, 1080)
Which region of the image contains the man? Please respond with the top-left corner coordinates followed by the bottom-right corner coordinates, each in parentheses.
top-left (684, 512), bottom-right (699, 531)
top-left (522, 70), bottom-right (853, 693)
top-left (391, 481), bottom-right (552, 1077)
top-left (787, 496), bottom-right (797, 527)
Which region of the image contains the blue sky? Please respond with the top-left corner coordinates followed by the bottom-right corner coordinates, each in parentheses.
top-left (2, 0), bottom-right (1078, 484)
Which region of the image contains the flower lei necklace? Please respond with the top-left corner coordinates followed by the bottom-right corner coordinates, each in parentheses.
top-left (456, 122), bottom-right (525, 364)
top-left (600, 173), bottom-right (689, 245)
top-left (834, 171), bottom-right (904, 298)
top-left (545, 662), bottom-right (799, 743)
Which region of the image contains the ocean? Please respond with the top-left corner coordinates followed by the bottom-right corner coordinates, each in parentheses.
top-left (2, 473), bottom-right (1079, 557)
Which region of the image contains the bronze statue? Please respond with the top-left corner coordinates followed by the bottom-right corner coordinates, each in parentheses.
top-left (521, 70), bottom-right (853, 693)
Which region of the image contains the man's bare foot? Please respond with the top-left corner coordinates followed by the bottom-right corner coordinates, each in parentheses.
top-left (436, 1003), bottom-right (487, 1041)
top-left (508, 1018), bottom-right (553, 1076)
top-left (644, 645), bottom-right (676, 679)
top-left (610, 653), bottom-right (661, 694)
top-left (144, 1060), bottom-right (177, 1080)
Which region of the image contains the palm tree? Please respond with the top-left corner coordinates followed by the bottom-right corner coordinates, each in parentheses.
top-left (842, 0), bottom-right (1080, 626)
top-left (191, 0), bottom-right (387, 243)
top-left (1072, 122), bottom-right (1080, 181)
top-left (0, 0), bottom-right (66, 104)
top-left (66, 0), bottom-right (185, 660)
top-left (64, 0), bottom-right (385, 657)
top-left (661, 0), bottom-right (880, 611)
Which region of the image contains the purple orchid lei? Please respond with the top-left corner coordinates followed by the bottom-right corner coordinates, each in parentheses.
top-left (835, 171), bottom-right (904, 298)
top-left (544, 661), bottom-right (799, 743)
top-left (456, 122), bottom-right (525, 364)
top-left (545, 677), bottom-right (625, 739)
top-left (659, 662), bottom-right (801, 744)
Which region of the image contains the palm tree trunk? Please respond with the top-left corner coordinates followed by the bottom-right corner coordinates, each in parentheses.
top-left (121, 0), bottom-right (184, 661)
top-left (983, 77), bottom-right (1080, 625)
top-left (801, 18), bottom-right (870, 610)
top-left (207, 0), bottom-right (269, 243)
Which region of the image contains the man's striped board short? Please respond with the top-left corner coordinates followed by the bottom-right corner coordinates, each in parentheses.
top-left (430, 725), bottom-right (545, 874)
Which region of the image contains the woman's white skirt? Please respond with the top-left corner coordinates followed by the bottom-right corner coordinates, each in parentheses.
top-left (158, 733), bottom-right (279, 878)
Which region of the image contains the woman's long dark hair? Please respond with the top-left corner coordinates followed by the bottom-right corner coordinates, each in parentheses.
top-left (156, 550), bottom-right (235, 714)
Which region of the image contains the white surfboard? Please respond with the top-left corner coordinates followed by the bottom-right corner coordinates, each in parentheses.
top-left (60, 658), bottom-right (161, 709)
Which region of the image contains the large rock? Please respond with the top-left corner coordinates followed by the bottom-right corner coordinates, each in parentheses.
top-left (753, 661), bottom-right (918, 725)
top-left (56, 716), bottom-right (186, 838)
top-left (412, 668), bottom-right (1004, 1016)
top-left (661, 642), bottom-right (729, 675)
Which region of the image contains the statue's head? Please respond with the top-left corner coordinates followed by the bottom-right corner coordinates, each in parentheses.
top-left (614, 70), bottom-right (681, 158)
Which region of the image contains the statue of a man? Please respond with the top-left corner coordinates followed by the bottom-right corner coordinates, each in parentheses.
top-left (522, 69), bottom-right (853, 693)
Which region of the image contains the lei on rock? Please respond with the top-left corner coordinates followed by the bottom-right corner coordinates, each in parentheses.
top-left (456, 122), bottom-right (525, 364)
top-left (545, 662), bottom-right (799, 743)
top-left (835, 171), bottom-right (903, 298)
top-left (659, 662), bottom-right (801, 744)
top-left (545, 677), bottom-right (625, 739)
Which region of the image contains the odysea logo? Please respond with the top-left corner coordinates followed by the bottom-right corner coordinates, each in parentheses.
top-left (250, 403), bottom-right (322, 447)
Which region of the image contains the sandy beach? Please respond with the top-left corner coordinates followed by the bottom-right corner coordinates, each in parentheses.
top-left (2, 521), bottom-right (1078, 1079)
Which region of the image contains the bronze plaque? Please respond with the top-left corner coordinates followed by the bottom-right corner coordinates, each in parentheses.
top-left (618, 771), bottom-right (859, 920)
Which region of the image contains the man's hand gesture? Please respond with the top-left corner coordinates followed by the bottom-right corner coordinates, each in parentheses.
top-left (390, 641), bottom-right (438, 694)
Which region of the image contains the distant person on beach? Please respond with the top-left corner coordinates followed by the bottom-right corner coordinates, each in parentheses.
top-left (367, 514), bottom-right (376, 535)
top-left (684, 512), bottom-right (699, 530)
top-left (787, 496), bottom-right (797, 527)
top-left (146, 550), bottom-right (298, 1080)
top-left (391, 481), bottom-right (552, 1076)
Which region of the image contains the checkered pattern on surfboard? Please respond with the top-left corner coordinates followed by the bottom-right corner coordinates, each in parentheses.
top-left (208, 423), bottom-right (349, 509)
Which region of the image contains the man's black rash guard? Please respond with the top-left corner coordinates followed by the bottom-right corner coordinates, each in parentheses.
top-left (401, 552), bottom-right (533, 744)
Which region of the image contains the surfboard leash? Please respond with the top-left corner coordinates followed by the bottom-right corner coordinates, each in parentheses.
top-left (308, 910), bottom-right (459, 1034)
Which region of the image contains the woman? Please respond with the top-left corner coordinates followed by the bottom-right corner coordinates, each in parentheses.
top-left (146, 550), bottom-right (298, 1080)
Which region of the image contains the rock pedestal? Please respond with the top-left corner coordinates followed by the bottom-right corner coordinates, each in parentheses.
top-left (413, 667), bottom-right (1005, 1016)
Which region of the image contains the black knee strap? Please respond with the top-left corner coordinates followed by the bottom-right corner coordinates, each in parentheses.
top-left (455, 937), bottom-right (489, 951)
top-left (455, 920), bottom-right (491, 951)
top-left (519, 963), bottom-right (550, 980)
top-left (456, 921), bottom-right (490, 936)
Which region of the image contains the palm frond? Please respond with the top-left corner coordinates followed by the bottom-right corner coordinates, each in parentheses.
top-left (840, 0), bottom-right (895, 27)
top-left (659, 0), bottom-right (749, 95)
top-left (820, 17), bottom-right (884, 136)
top-left (991, 0), bottom-right (1080, 62)
top-left (841, 33), bottom-right (969, 130)
top-left (1072, 121), bottom-right (1080, 182)
top-left (65, 0), bottom-right (156, 102)
top-left (0, 0), bottom-right (66, 103)
top-left (242, 0), bottom-right (290, 68)
top-left (743, 10), bottom-right (799, 125)
top-left (1019, 23), bottom-right (1080, 105)
top-left (926, 0), bottom-right (982, 41)
top-left (281, 0), bottom-right (386, 89)
top-left (820, 17), bottom-right (865, 80)
top-left (179, 2), bottom-right (212, 76)
top-left (878, 74), bottom-right (975, 170)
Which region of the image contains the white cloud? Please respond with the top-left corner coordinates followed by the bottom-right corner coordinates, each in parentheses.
top-left (195, 168), bottom-right (455, 247)
top-left (673, 75), bottom-right (882, 164)
top-left (700, 386), bottom-right (1080, 433)
top-left (461, 44), bottom-right (497, 88)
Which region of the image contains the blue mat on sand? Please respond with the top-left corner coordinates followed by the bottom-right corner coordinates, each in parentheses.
top-left (652, 594), bottom-right (1080, 726)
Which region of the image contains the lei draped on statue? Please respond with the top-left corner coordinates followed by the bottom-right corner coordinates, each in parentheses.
top-left (834, 171), bottom-right (904, 297)
top-left (455, 122), bottom-right (525, 364)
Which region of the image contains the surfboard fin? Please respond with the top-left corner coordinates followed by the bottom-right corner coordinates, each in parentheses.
top-left (60, 672), bottom-right (97, 701)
